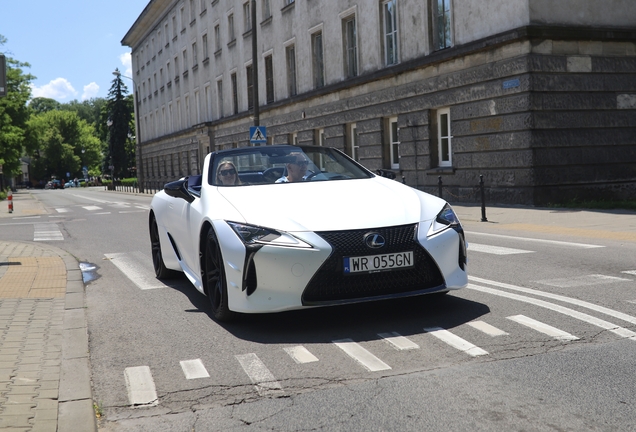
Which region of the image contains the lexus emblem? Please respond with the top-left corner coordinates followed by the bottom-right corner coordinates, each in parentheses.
top-left (364, 233), bottom-right (386, 249)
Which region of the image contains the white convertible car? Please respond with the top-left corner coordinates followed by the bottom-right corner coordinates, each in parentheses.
top-left (149, 145), bottom-right (467, 321)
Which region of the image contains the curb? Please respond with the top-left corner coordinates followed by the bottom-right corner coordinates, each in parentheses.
top-left (32, 242), bottom-right (96, 432)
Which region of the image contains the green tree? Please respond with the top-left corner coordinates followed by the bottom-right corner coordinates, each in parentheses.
top-left (25, 110), bottom-right (101, 181)
top-left (61, 98), bottom-right (107, 126)
top-left (29, 97), bottom-right (61, 114)
top-left (0, 35), bottom-right (34, 186)
top-left (106, 70), bottom-right (133, 179)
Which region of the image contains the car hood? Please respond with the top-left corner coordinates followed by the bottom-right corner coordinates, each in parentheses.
top-left (215, 177), bottom-right (446, 232)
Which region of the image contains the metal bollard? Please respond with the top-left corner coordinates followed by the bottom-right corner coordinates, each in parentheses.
top-left (7, 190), bottom-right (13, 213)
top-left (480, 175), bottom-right (488, 222)
top-left (438, 176), bottom-right (443, 199)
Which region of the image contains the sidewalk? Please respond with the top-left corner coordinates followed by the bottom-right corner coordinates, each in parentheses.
top-left (0, 191), bottom-right (96, 431)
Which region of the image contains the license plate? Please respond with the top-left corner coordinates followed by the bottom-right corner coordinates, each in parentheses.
top-left (343, 251), bottom-right (414, 274)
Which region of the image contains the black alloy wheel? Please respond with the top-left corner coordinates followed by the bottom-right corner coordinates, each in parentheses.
top-left (204, 228), bottom-right (235, 321)
top-left (150, 216), bottom-right (178, 279)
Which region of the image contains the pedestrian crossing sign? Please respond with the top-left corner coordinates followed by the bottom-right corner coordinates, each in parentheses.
top-left (250, 126), bottom-right (267, 144)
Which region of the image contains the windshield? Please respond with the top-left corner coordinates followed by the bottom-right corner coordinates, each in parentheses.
top-left (209, 146), bottom-right (373, 186)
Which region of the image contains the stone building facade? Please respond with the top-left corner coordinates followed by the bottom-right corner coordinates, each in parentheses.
top-left (122, 0), bottom-right (636, 205)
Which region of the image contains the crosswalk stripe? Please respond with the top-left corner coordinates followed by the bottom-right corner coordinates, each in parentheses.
top-left (468, 243), bottom-right (533, 255)
top-left (82, 205), bottom-right (102, 211)
top-left (468, 284), bottom-right (636, 340)
top-left (622, 270), bottom-right (636, 276)
top-left (124, 366), bottom-right (158, 407)
top-left (333, 339), bottom-right (392, 371)
top-left (55, 208), bottom-right (70, 213)
top-left (33, 223), bottom-right (63, 241)
top-left (507, 315), bottom-right (578, 341)
top-left (283, 346), bottom-right (319, 364)
top-left (180, 359), bottom-right (210, 379)
top-left (424, 327), bottom-right (489, 357)
top-left (469, 276), bottom-right (636, 326)
top-left (467, 321), bottom-right (509, 336)
top-left (104, 252), bottom-right (165, 290)
top-left (378, 332), bottom-right (420, 350)
top-left (236, 353), bottom-right (284, 396)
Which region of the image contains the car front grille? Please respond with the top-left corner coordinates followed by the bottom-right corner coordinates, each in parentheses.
top-left (302, 224), bottom-right (445, 306)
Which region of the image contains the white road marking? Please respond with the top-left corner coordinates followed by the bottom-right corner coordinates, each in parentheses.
top-left (55, 208), bottom-right (70, 213)
top-left (468, 276), bottom-right (636, 324)
top-left (180, 359), bottom-right (210, 379)
top-left (467, 321), bottom-right (509, 336)
top-left (467, 284), bottom-right (636, 340)
top-left (82, 205), bottom-right (102, 211)
top-left (424, 327), bottom-right (489, 357)
top-left (283, 346), bottom-right (319, 364)
top-left (621, 270), bottom-right (636, 276)
top-left (119, 210), bottom-right (146, 214)
top-left (11, 216), bottom-right (41, 220)
top-left (536, 274), bottom-right (631, 288)
top-left (507, 315), bottom-right (579, 341)
top-left (124, 366), bottom-right (158, 407)
top-left (33, 223), bottom-right (63, 241)
top-left (469, 276), bottom-right (636, 326)
top-left (235, 353), bottom-right (284, 396)
top-left (93, 212), bottom-right (111, 215)
top-left (104, 251), bottom-right (165, 290)
top-left (468, 243), bottom-right (534, 255)
top-left (465, 231), bottom-right (604, 249)
top-left (136, 205), bottom-right (151, 210)
top-left (333, 339), bottom-right (392, 371)
top-left (378, 332), bottom-right (420, 350)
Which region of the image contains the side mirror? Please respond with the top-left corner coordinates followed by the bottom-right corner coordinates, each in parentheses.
top-left (164, 179), bottom-right (195, 203)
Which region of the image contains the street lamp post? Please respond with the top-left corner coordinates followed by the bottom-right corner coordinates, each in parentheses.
top-left (112, 70), bottom-right (144, 193)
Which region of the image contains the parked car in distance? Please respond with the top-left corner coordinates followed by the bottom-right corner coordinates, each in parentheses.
top-left (45, 180), bottom-right (62, 189)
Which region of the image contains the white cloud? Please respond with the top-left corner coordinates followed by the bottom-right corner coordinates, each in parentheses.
top-left (31, 78), bottom-right (77, 101)
top-left (120, 52), bottom-right (132, 79)
top-left (81, 82), bottom-right (100, 101)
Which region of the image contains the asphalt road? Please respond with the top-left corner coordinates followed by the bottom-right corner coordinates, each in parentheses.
top-left (2, 188), bottom-right (635, 431)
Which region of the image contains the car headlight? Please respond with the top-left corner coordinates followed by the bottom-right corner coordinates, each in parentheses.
top-left (428, 204), bottom-right (462, 234)
top-left (226, 221), bottom-right (313, 248)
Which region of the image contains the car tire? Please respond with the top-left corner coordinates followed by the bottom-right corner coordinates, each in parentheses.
top-left (150, 216), bottom-right (179, 279)
top-left (204, 228), bottom-right (235, 322)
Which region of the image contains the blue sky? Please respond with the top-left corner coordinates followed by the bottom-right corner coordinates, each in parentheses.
top-left (1, 0), bottom-right (150, 102)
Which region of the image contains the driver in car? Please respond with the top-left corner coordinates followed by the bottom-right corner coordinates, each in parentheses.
top-left (276, 152), bottom-right (310, 183)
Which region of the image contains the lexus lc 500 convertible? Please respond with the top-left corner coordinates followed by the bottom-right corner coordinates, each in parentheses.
top-left (149, 145), bottom-right (467, 321)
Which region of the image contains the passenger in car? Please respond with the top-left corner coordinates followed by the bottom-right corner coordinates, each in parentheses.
top-left (216, 161), bottom-right (242, 185)
top-left (276, 152), bottom-right (309, 183)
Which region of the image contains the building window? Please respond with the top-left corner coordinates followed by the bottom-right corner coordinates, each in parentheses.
top-left (262, 0), bottom-right (271, 19)
top-left (174, 56), bottom-right (179, 78)
top-left (289, 132), bottom-right (298, 145)
top-left (231, 72), bottom-right (238, 114)
top-left (217, 79), bottom-right (224, 117)
top-left (165, 22), bottom-right (170, 46)
top-left (246, 65), bottom-right (254, 110)
top-left (243, 2), bottom-right (251, 32)
top-left (437, 108), bottom-right (452, 167)
top-left (382, 0), bottom-right (399, 66)
top-left (214, 24), bottom-right (221, 51)
top-left (312, 31), bottom-right (325, 89)
top-left (202, 34), bottom-right (208, 60)
top-left (265, 55), bottom-right (274, 104)
top-left (192, 42), bottom-right (198, 66)
top-left (182, 50), bottom-right (188, 74)
top-left (387, 117), bottom-right (399, 169)
top-left (172, 15), bottom-right (177, 39)
top-left (228, 13), bottom-right (235, 42)
top-left (435, 0), bottom-right (453, 50)
top-left (286, 45), bottom-right (297, 97)
top-left (316, 128), bottom-right (325, 146)
top-left (200, 0), bottom-right (207, 13)
top-left (189, 0), bottom-right (196, 22)
top-left (343, 16), bottom-right (358, 78)
top-left (180, 6), bottom-right (186, 31)
top-left (285, 0), bottom-right (295, 5)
